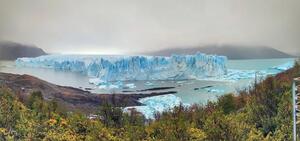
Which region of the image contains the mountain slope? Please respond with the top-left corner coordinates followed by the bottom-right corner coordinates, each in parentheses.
top-left (0, 41), bottom-right (46, 60)
top-left (144, 45), bottom-right (293, 59)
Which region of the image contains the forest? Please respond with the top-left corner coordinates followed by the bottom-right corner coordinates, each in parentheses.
top-left (0, 62), bottom-right (299, 141)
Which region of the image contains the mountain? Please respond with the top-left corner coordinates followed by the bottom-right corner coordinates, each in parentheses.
top-left (143, 45), bottom-right (293, 59)
top-left (0, 41), bottom-right (46, 60)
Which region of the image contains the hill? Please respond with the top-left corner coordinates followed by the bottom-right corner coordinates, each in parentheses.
top-left (144, 45), bottom-right (293, 59)
top-left (0, 41), bottom-right (46, 60)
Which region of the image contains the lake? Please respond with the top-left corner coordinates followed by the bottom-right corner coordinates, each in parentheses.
top-left (0, 58), bottom-right (294, 105)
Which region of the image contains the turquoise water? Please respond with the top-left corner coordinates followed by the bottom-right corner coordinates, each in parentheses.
top-left (227, 58), bottom-right (294, 70)
top-left (0, 58), bottom-right (295, 105)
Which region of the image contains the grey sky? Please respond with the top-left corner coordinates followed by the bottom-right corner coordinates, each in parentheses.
top-left (0, 0), bottom-right (299, 55)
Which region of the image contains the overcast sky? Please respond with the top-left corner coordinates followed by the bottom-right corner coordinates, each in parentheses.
top-left (0, 0), bottom-right (299, 55)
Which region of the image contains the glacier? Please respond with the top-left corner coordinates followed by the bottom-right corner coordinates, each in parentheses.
top-left (197, 60), bottom-right (295, 82)
top-left (16, 53), bottom-right (227, 83)
top-left (223, 61), bottom-right (295, 81)
top-left (124, 94), bottom-right (189, 119)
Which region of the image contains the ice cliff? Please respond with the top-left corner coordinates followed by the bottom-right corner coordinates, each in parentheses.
top-left (16, 53), bottom-right (227, 83)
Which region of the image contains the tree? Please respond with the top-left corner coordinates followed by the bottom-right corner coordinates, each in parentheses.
top-left (217, 94), bottom-right (237, 114)
top-left (98, 102), bottom-right (124, 127)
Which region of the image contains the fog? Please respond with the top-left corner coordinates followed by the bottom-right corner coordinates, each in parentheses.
top-left (0, 0), bottom-right (299, 55)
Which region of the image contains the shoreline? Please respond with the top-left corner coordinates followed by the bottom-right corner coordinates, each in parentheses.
top-left (0, 72), bottom-right (175, 113)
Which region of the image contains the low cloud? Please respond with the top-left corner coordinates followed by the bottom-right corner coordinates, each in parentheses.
top-left (0, 0), bottom-right (299, 55)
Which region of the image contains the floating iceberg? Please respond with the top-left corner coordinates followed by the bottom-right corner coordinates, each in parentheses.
top-left (16, 53), bottom-right (227, 83)
top-left (124, 83), bottom-right (136, 89)
top-left (144, 81), bottom-right (154, 86)
top-left (89, 78), bottom-right (105, 85)
top-left (124, 94), bottom-right (188, 119)
top-left (204, 87), bottom-right (225, 93)
top-left (97, 81), bottom-right (124, 89)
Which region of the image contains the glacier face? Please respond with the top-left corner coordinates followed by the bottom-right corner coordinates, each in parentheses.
top-left (16, 53), bottom-right (227, 83)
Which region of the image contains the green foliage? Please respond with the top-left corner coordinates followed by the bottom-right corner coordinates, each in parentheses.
top-left (217, 93), bottom-right (237, 114)
top-left (0, 88), bottom-right (20, 130)
top-left (98, 102), bottom-right (124, 127)
top-left (0, 63), bottom-right (298, 140)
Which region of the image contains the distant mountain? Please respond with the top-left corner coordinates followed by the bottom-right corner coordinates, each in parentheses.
top-left (0, 41), bottom-right (46, 60)
top-left (144, 45), bottom-right (293, 59)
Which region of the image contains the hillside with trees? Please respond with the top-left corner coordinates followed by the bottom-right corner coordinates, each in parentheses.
top-left (0, 62), bottom-right (299, 140)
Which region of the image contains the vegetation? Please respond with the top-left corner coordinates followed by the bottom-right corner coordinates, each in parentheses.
top-left (0, 62), bottom-right (299, 140)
